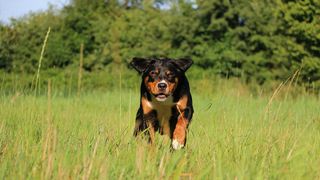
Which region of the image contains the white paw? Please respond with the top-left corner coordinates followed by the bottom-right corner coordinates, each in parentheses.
top-left (172, 139), bottom-right (184, 150)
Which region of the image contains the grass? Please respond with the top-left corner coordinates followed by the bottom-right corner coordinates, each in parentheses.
top-left (0, 81), bottom-right (320, 179)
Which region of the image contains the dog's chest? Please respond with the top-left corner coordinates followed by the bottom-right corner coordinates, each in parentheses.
top-left (150, 96), bottom-right (174, 135)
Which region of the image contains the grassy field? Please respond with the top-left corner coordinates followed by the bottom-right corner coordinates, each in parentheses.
top-left (0, 80), bottom-right (320, 179)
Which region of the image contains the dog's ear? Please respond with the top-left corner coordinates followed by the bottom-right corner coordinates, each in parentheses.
top-left (173, 58), bottom-right (193, 72)
top-left (130, 57), bottom-right (154, 73)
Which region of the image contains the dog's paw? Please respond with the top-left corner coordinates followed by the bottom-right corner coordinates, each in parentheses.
top-left (172, 139), bottom-right (184, 150)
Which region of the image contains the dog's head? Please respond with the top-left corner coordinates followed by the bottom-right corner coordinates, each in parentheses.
top-left (130, 57), bottom-right (193, 102)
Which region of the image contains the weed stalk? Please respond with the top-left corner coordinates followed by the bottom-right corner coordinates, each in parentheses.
top-left (35, 27), bottom-right (51, 95)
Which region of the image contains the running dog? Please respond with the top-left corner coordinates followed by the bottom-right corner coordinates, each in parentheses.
top-left (130, 57), bottom-right (193, 150)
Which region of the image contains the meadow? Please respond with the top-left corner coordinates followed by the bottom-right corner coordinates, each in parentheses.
top-left (1, 0), bottom-right (319, 179)
top-left (0, 77), bottom-right (319, 179)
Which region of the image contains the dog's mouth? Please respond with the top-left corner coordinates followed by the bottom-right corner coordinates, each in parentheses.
top-left (155, 93), bottom-right (168, 101)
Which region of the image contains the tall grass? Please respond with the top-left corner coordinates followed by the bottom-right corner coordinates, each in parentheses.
top-left (77, 43), bottom-right (84, 97)
top-left (0, 80), bottom-right (319, 179)
top-left (34, 27), bottom-right (51, 95)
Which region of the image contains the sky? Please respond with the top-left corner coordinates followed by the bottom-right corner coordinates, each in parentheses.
top-left (0, 0), bottom-right (69, 24)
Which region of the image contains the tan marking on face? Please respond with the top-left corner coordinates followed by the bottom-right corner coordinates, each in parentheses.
top-left (141, 96), bottom-right (153, 114)
top-left (144, 76), bottom-right (160, 95)
top-left (167, 77), bottom-right (178, 94)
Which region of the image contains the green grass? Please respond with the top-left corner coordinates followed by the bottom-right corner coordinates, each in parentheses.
top-left (0, 84), bottom-right (320, 179)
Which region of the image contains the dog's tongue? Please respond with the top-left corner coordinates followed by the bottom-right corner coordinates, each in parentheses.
top-left (156, 93), bottom-right (167, 100)
top-left (157, 94), bottom-right (166, 98)
top-left (157, 94), bottom-right (166, 99)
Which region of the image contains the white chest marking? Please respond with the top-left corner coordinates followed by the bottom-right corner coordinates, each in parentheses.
top-left (148, 96), bottom-right (174, 135)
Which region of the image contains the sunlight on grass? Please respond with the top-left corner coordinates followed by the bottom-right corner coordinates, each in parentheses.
top-left (0, 86), bottom-right (319, 179)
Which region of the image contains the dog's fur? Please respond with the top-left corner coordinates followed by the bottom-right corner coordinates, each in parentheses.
top-left (130, 57), bottom-right (193, 150)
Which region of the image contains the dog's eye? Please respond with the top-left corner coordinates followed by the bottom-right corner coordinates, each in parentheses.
top-left (150, 71), bottom-right (157, 76)
top-left (166, 72), bottom-right (175, 78)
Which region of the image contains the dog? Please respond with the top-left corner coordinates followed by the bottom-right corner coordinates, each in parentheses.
top-left (130, 57), bottom-right (194, 150)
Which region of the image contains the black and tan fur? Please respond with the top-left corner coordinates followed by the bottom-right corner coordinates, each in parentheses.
top-left (130, 57), bottom-right (193, 150)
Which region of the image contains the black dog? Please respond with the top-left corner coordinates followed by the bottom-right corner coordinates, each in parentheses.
top-left (130, 57), bottom-right (193, 150)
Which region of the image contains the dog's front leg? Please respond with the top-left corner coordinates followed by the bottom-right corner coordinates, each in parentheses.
top-left (146, 118), bottom-right (156, 144)
top-left (172, 112), bottom-right (188, 150)
top-left (133, 109), bottom-right (157, 144)
top-left (140, 96), bottom-right (157, 144)
top-left (141, 111), bottom-right (157, 144)
top-left (172, 106), bottom-right (193, 150)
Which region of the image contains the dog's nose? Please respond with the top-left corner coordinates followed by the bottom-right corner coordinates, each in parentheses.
top-left (157, 83), bottom-right (167, 90)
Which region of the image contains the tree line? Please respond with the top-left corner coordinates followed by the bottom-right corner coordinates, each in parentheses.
top-left (0, 0), bottom-right (319, 90)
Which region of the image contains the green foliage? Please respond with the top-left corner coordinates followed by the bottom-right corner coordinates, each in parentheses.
top-left (0, 0), bottom-right (320, 91)
top-left (0, 86), bottom-right (319, 178)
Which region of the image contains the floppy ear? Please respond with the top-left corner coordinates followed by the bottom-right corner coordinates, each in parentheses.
top-left (130, 57), bottom-right (153, 73)
top-left (173, 58), bottom-right (193, 72)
